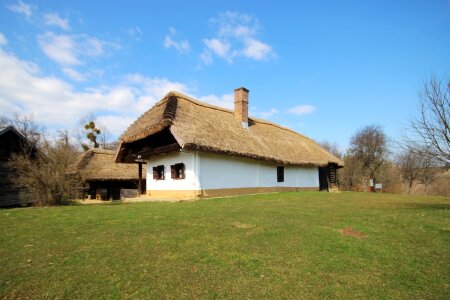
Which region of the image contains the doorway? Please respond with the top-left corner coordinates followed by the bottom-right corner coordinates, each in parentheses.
top-left (319, 166), bottom-right (329, 191)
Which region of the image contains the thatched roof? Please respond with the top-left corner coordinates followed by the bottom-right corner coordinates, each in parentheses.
top-left (68, 148), bottom-right (145, 181)
top-left (118, 91), bottom-right (343, 167)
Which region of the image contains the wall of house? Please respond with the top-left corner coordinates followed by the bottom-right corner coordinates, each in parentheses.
top-left (145, 150), bottom-right (319, 199)
top-left (198, 152), bottom-right (318, 190)
top-left (146, 151), bottom-right (199, 199)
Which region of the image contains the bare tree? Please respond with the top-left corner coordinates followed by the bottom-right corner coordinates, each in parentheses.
top-left (8, 126), bottom-right (80, 206)
top-left (97, 124), bottom-right (119, 150)
top-left (0, 113), bottom-right (41, 150)
top-left (348, 125), bottom-right (388, 191)
top-left (396, 147), bottom-right (422, 194)
top-left (416, 151), bottom-right (436, 195)
top-left (409, 76), bottom-right (449, 164)
top-left (396, 144), bottom-right (437, 194)
top-left (318, 140), bottom-right (343, 158)
top-left (339, 154), bottom-right (363, 191)
top-left (375, 162), bottom-right (402, 193)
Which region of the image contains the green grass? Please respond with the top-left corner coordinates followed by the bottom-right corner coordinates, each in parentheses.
top-left (1, 192), bottom-right (449, 299)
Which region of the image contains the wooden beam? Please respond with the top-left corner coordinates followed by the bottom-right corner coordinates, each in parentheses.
top-left (138, 162), bottom-right (143, 195)
top-left (123, 143), bottom-right (180, 163)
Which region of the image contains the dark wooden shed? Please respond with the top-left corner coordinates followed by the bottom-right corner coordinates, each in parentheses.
top-left (0, 126), bottom-right (37, 207)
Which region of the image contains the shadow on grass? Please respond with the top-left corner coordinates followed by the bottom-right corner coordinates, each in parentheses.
top-left (401, 203), bottom-right (450, 210)
top-left (62, 200), bottom-right (83, 206)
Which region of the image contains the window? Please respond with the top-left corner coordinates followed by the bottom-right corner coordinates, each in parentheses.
top-left (171, 163), bottom-right (185, 179)
top-left (152, 165), bottom-right (165, 180)
top-left (277, 166), bottom-right (284, 182)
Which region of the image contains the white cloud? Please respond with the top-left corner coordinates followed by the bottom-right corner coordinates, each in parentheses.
top-left (258, 108), bottom-right (279, 119)
top-left (43, 13), bottom-right (70, 30)
top-left (241, 37), bottom-right (273, 60)
top-left (0, 46), bottom-right (191, 137)
top-left (62, 68), bottom-right (86, 82)
top-left (7, 1), bottom-right (32, 17)
top-left (199, 93), bottom-right (234, 109)
top-left (0, 33), bottom-right (7, 46)
top-left (213, 11), bottom-right (259, 38)
top-left (196, 96), bottom-right (279, 115)
top-left (199, 50), bottom-right (212, 65)
top-left (163, 28), bottom-right (190, 54)
top-left (203, 38), bottom-right (231, 61)
top-left (37, 32), bottom-right (118, 81)
top-left (37, 32), bottom-right (114, 66)
top-left (127, 26), bottom-right (143, 41)
top-left (85, 37), bottom-right (105, 57)
top-left (201, 11), bottom-right (274, 64)
top-left (126, 74), bottom-right (190, 97)
top-left (37, 32), bottom-right (80, 65)
top-left (0, 43), bottom-right (268, 139)
top-left (164, 36), bottom-right (190, 53)
top-left (132, 77), bottom-right (190, 113)
top-left (95, 115), bottom-right (136, 138)
top-left (288, 105), bottom-right (316, 115)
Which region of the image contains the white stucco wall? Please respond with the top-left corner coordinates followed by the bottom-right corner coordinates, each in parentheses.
top-left (198, 152), bottom-right (319, 189)
top-left (146, 151), bottom-right (199, 191)
top-left (146, 150), bottom-right (319, 191)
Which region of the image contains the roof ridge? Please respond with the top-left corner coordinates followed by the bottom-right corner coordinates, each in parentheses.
top-left (171, 91), bottom-right (316, 144)
top-left (119, 97), bottom-right (170, 140)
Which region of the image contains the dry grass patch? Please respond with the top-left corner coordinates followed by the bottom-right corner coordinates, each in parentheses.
top-left (340, 226), bottom-right (366, 239)
top-left (231, 222), bottom-right (255, 229)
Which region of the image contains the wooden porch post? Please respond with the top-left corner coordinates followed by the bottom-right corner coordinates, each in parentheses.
top-left (138, 162), bottom-right (143, 195)
top-left (82, 182), bottom-right (85, 201)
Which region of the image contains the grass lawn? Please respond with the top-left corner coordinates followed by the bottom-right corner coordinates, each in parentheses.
top-left (1, 192), bottom-right (449, 299)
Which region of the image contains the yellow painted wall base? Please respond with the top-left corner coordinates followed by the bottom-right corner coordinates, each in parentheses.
top-left (146, 189), bottom-right (198, 200)
top-left (146, 186), bottom-right (319, 200)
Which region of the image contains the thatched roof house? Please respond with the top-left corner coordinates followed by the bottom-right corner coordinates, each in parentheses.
top-left (69, 148), bottom-right (144, 180)
top-left (117, 91), bottom-right (342, 167)
top-left (116, 88), bottom-right (342, 200)
top-left (69, 148), bottom-right (145, 200)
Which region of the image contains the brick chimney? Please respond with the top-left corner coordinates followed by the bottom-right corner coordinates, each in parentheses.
top-left (234, 87), bottom-right (249, 128)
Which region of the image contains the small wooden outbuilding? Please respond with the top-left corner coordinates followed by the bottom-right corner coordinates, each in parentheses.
top-left (0, 126), bottom-right (37, 207)
top-left (68, 148), bottom-right (145, 200)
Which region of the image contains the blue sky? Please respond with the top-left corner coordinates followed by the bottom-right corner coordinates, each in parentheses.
top-left (0, 0), bottom-right (449, 150)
